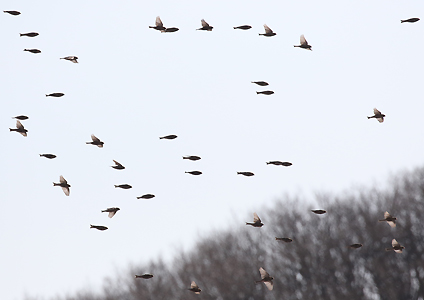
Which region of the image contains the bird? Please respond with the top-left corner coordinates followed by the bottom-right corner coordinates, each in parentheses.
top-left (60, 56), bottom-right (78, 63)
top-left (379, 211), bottom-right (396, 228)
top-left (24, 49), bottom-right (41, 54)
top-left (46, 93), bottom-right (64, 97)
top-left (188, 281), bottom-right (201, 294)
top-left (20, 32), bottom-right (39, 37)
top-left (86, 134), bottom-right (104, 147)
top-left (164, 27), bottom-right (179, 33)
top-left (367, 108), bottom-right (385, 123)
top-left (39, 154), bottom-right (56, 159)
top-left (349, 243), bottom-right (363, 249)
top-left (9, 120), bottom-right (28, 137)
top-left (237, 171), bottom-right (254, 177)
top-left (275, 237), bottom-right (293, 243)
top-left (401, 18), bottom-right (420, 23)
top-left (246, 212), bottom-right (263, 227)
top-left (114, 184), bottom-right (132, 189)
top-left (111, 160), bottom-right (125, 170)
top-left (294, 34), bottom-right (312, 50)
top-left (4, 10), bottom-right (20, 16)
top-left (183, 155), bottom-right (201, 161)
top-left (135, 274), bottom-right (154, 279)
top-left (101, 207), bottom-right (120, 218)
top-left (90, 225), bottom-right (108, 231)
top-left (149, 16), bottom-right (166, 31)
top-left (185, 171), bottom-right (202, 175)
top-left (386, 239), bottom-right (405, 253)
top-left (311, 209), bottom-right (326, 214)
top-left (137, 194), bottom-right (155, 199)
top-left (234, 25), bottom-right (252, 30)
top-left (256, 267), bottom-right (274, 290)
top-left (12, 115), bottom-right (29, 120)
top-left (197, 19), bottom-right (213, 31)
top-left (266, 161), bottom-right (292, 166)
top-left (256, 91), bottom-right (274, 95)
top-left (159, 134), bottom-right (177, 140)
top-left (259, 24), bottom-right (276, 37)
top-left (53, 175), bottom-right (70, 196)
top-left (251, 81), bottom-right (269, 86)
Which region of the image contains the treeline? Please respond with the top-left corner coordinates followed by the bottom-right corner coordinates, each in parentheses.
top-left (29, 167), bottom-right (424, 300)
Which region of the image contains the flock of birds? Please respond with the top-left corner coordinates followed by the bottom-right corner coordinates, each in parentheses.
top-left (4, 9), bottom-right (418, 294)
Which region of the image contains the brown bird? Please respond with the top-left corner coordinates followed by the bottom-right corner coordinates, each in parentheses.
top-left (401, 18), bottom-right (420, 23)
top-left (149, 16), bottom-right (166, 31)
top-left (46, 93), bottom-right (64, 97)
top-left (164, 27), bottom-right (179, 33)
top-left (349, 243), bottom-right (363, 249)
top-left (60, 56), bottom-right (78, 63)
top-left (266, 161), bottom-right (292, 166)
top-left (12, 115), bottom-right (29, 120)
top-left (294, 34), bottom-right (312, 50)
top-left (188, 281), bottom-right (202, 294)
top-left (256, 91), bottom-right (274, 95)
top-left (53, 175), bottom-right (70, 196)
top-left (90, 225), bottom-right (108, 231)
top-left (234, 25), bottom-right (252, 30)
top-left (237, 171), bottom-right (254, 176)
top-left (197, 19), bottom-right (213, 31)
top-left (40, 154), bottom-right (56, 159)
top-left (111, 160), bottom-right (125, 170)
top-left (311, 209), bottom-right (326, 214)
top-left (114, 184), bottom-right (132, 189)
top-left (183, 155), bottom-right (201, 161)
top-left (246, 212), bottom-right (263, 227)
top-left (379, 211), bottom-right (396, 228)
top-left (259, 24), bottom-right (276, 37)
top-left (9, 120), bottom-right (28, 137)
top-left (386, 239), bottom-right (405, 253)
top-left (4, 10), bottom-right (21, 16)
top-left (24, 49), bottom-right (41, 54)
top-left (251, 81), bottom-right (269, 86)
top-left (101, 207), bottom-right (120, 218)
top-left (86, 134), bottom-right (104, 147)
top-left (256, 267), bottom-right (274, 290)
top-left (159, 134), bottom-right (177, 140)
top-left (185, 171), bottom-right (202, 175)
top-left (137, 194), bottom-right (155, 199)
top-left (20, 32), bottom-right (39, 37)
top-left (367, 108), bottom-right (385, 123)
top-left (276, 237), bottom-right (293, 243)
top-left (135, 274), bottom-right (154, 279)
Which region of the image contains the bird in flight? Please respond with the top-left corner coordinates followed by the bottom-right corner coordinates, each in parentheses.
top-left (101, 207), bottom-right (120, 218)
top-left (386, 239), bottom-right (405, 253)
top-left (259, 24), bottom-right (276, 37)
top-left (111, 160), bottom-right (125, 170)
top-left (401, 18), bottom-right (420, 23)
top-left (294, 35), bottom-right (312, 50)
top-left (367, 108), bottom-right (385, 123)
top-left (86, 134), bottom-right (104, 147)
top-left (135, 274), bottom-right (154, 279)
top-left (60, 56), bottom-right (78, 63)
top-left (114, 184), bottom-right (132, 189)
top-left (149, 16), bottom-right (166, 31)
top-left (90, 225), bottom-right (108, 231)
top-left (266, 161), bottom-right (292, 166)
top-left (4, 10), bottom-right (21, 16)
top-left (40, 154), bottom-right (56, 159)
top-left (20, 32), bottom-right (39, 37)
top-left (188, 281), bottom-right (202, 294)
top-left (9, 120), bottom-right (28, 137)
top-left (46, 93), bottom-right (64, 97)
top-left (246, 212), bottom-right (264, 227)
top-left (197, 19), bottom-right (213, 31)
top-left (234, 25), bottom-right (252, 30)
top-left (53, 175), bottom-right (70, 196)
top-left (237, 171), bottom-right (254, 176)
top-left (256, 267), bottom-right (274, 290)
top-left (24, 49), bottom-right (41, 54)
top-left (311, 209), bottom-right (326, 214)
top-left (379, 211), bottom-right (396, 228)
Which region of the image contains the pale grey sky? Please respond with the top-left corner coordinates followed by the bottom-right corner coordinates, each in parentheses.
top-left (1, 0), bottom-right (423, 299)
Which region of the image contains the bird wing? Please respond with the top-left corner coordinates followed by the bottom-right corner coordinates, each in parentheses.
top-left (91, 134), bottom-right (101, 143)
top-left (394, 249), bottom-right (403, 253)
top-left (377, 117), bottom-right (384, 123)
top-left (108, 211), bottom-right (116, 218)
top-left (300, 34), bottom-right (308, 45)
top-left (263, 24), bottom-right (273, 34)
top-left (19, 131), bottom-right (27, 137)
top-left (264, 281), bottom-right (274, 290)
top-left (392, 239), bottom-right (400, 247)
top-left (259, 267), bottom-right (269, 279)
top-left (62, 186), bottom-right (70, 196)
top-left (113, 160), bottom-right (123, 167)
top-left (16, 120), bottom-right (24, 130)
top-left (388, 221), bottom-right (396, 228)
top-left (60, 175), bottom-right (67, 184)
top-left (191, 281), bottom-right (198, 289)
top-left (373, 108), bottom-right (381, 115)
top-left (156, 16), bottom-right (163, 27)
top-left (253, 212), bottom-right (261, 223)
top-left (201, 19), bottom-right (209, 27)
top-left (383, 211), bottom-right (390, 219)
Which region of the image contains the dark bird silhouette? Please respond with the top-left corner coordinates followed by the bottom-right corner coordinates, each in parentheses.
top-left (259, 24), bottom-right (276, 37)
top-left (246, 212), bottom-right (263, 227)
top-left (24, 49), bottom-right (41, 54)
top-left (185, 171), bottom-right (202, 175)
top-left (12, 115), bottom-right (29, 120)
top-left (367, 108), bottom-right (385, 123)
top-left (234, 25), bottom-right (252, 30)
top-left (9, 120), bottom-right (27, 137)
top-left (20, 32), bottom-right (39, 37)
top-left (60, 56), bottom-right (78, 63)
top-left (197, 19), bottom-right (213, 31)
top-left (111, 160), bottom-right (125, 170)
top-left (276, 237), bottom-right (293, 243)
top-left (294, 34), bottom-right (312, 50)
top-left (183, 155), bottom-right (201, 161)
top-left (251, 81), bottom-right (269, 86)
top-left (379, 211), bottom-right (396, 228)
top-left (256, 267), bottom-right (274, 290)
top-left (4, 10), bottom-right (20, 16)
top-left (114, 184), bottom-right (132, 189)
top-left (149, 16), bottom-right (166, 31)
top-left (401, 18), bottom-right (420, 23)
top-left (256, 91), bottom-right (274, 95)
top-left (101, 207), bottom-right (120, 218)
top-left (386, 239), bottom-right (405, 253)
top-left (159, 134), bottom-right (177, 140)
top-left (40, 154), bottom-right (56, 159)
top-left (137, 194), bottom-right (155, 199)
top-left (86, 134), bottom-right (104, 147)
top-left (53, 175), bottom-right (70, 196)
top-left (237, 171), bottom-right (254, 176)
top-left (135, 274), bottom-right (154, 279)
top-left (164, 27), bottom-right (179, 32)
top-left (90, 225), bottom-right (108, 231)
top-left (46, 93), bottom-right (64, 97)
top-left (311, 209), bottom-right (326, 214)
top-left (349, 243), bottom-right (363, 249)
top-left (188, 281), bottom-right (202, 294)
top-left (267, 161), bottom-right (292, 166)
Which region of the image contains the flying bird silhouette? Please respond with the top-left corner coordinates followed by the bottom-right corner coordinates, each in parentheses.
top-left (266, 161), bottom-right (292, 166)
top-left (401, 18), bottom-right (420, 23)
top-left (294, 34), bottom-right (312, 50)
top-left (251, 81), bottom-right (269, 86)
top-left (114, 184), bottom-right (132, 189)
top-left (367, 108), bottom-right (385, 123)
top-left (12, 115), bottom-right (29, 120)
top-left (60, 56), bottom-right (78, 63)
top-left (185, 171), bottom-right (202, 175)
top-left (259, 24), bottom-right (276, 37)
top-left (137, 194), bottom-right (155, 199)
top-left (349, 243), bottom-right (363, 249)
top-left (149, 16), bottom-right (166, 31)
top-left (276, 237), bottom-right (293, 243)
top-left (101, 207), bottom-right (120, 218)
top-left (40, 154), bottom-right (56, 159)
top-left (159, 134), bottom-right (177, 140)
top-left (197, 19), bottom-right (213, 31)
top-left (311, 209), bottom-right (326, 214)
top-left (188, 281), bottom-right (202, 294)
top-left (379, 211), bottom-right (396, 228)
top-left (46, 93), bottom-right (64, 97)
top-left (256, 267), bottom-right (274, 290)
top-left (111, 160), bottom-right (125, 170)
top-left (86, 134), bottom-right (104, 147)
top-left (9, 120), bottom-right (27, 137)
top-left (237, 171), bottom-right (254, 176)
top-left (246, 212), bottom-right (263, 227)
top-left (20, 32), bottom-right (39, 37)
top-left (53, 175), bottom-right (70, 196)
top-left (183, 155), bottom-right (201, 161)
top-left (90, 225), bottom-right (108, 231)
top-left (256, 91), bottom-right (274, 95)
top-left (4, 10), bottom-right (21, 16)
top-left (24, 49), bottom-right (41, 54)
top-left (234, 25), bottom-right (252, 30)
top-left (135, 274), bottom-right (154, 279)
top-left (386, 239), bottom-right (404, 253)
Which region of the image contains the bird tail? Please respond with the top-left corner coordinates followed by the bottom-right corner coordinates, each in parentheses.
top-left (233, 27), bottom-right (237, 29)
top-left (90, 224), bottom-right (94, 228)
top-left (256, 92), bottom-right (260, 94)
top-left (266, 162), bottom-right (270, 165)
top-left (19, 33), bottom-right (23, 37)
top-left (149, 26), bottom-right (155, 28)
top-left (385, 248), bottom-right (394, 251)
top-left (53, 182), bottom-right (59, 186)
top-left (378, 219), bottom-right (386, 222)
top-left (9, 128), bottom-right (13, 132)
top-left (46, 94), bottom-right (48, 97)
top-left (85, 142), bottom-right (91, 144)
top-left (401, 20), bottom-right (405, 23)
top-left (39, 154), bottom-right (43, 157)
top-left (367, 116), bottom-right (371, 119)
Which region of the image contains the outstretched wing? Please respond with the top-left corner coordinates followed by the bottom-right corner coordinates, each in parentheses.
top-left (191, 281), bottom-right (198, 289)
top-left (155, 16), bottom-right (163, 27)
top-left (113, 160), bottom-right (123, 167)
top-left (108, 211), bottom-right (116, 218)
top-left (60, 175), bottom-right (67, 184)
top-left (201, 19), bottom-right (209, 27)
top-left (91, 134), bottom-right (101, 143)
top-left (383, 211), bottom-right (390, 219)
top-left (62, 186), bottom-right (70, 196)
top-left (300, 34), bottom-right (308, 45)
top-left (373, 108), bottom-right (381, 115)
top-left (16, 120), bottom-right (24, 130)
top-left (263, 24), bottom-right (273, 34)
top-left (259, 267), bottom-right (269, 279)
top-left (253, 212), bottom-right (261, 223)
top-left (392, 239), bottom-right (400, 247)
top-left (264, 281), bottom-right (274, 290)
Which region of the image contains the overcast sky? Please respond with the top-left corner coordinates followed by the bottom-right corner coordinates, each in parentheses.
top-left (1, 0), bottom-right (423, 299)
